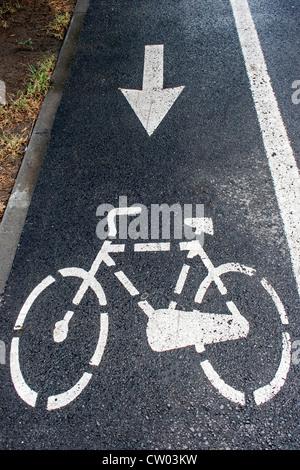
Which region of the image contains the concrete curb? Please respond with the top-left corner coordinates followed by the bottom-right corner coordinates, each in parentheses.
top-left (0, 0), bottom-right (89, 295)
top-left (0, 80), bottom-right (6, 105)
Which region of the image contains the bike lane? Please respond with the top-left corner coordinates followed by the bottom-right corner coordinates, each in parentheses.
top-left (0, 0), bottom-right (299, 450)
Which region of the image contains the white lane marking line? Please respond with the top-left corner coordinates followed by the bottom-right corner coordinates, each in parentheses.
top-left (47, 372), bottom-right (93, 411)
top-left (134, 242), bottom-right (170, 252)
top-left (114, 271), bottom-right (140, 296)
top-left (230, 0), bottom-right (300, 297)
top-left (174, 264), bottom-right (190, 294)
top-left (253, 332), bottom-right (291, 405)
top-left (89, 313), bottom-right (109, 366)
top-left (10, 337), bottom-right (38, 408)
top-left (120, 45), bottom-right (185, 136)
top-left (200, 359), bottom-right (246, 405)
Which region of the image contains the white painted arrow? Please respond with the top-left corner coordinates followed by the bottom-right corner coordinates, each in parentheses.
top-left (120, 45), bottom-right (185, 136)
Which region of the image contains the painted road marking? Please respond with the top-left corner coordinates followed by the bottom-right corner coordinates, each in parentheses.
top-left (53, 310), bottom-right (75, 343)
top-left (70, 241), bottom-right (125, 305)
top-left (138, 300), bottom-right (155, 318)
top-left (47, 372), bottom-right (93, 411)
top-left (230, 0), bottom-right (300, 297)
top-left (120, 45), bottom-right (185, 136)
top-left (10, 215), bottom-right (292, 409)
top-left (260, 278), bottom-right (289, 325)
top-left (114, 271), bottom-right (140, 296)
top-left (134, 242), bottom-right (170, 252)
top-left (10, 337), bottom-right (38, 408)
top-left (89, 313), bottom-right (109, 366)
top-left (107, 207), bottom-right (142, 237)
top-left (13, 275), bottom-right (56, 330)
top-left (180, 240), bottom-right (228, 296)
top-left (200, 359), bottom-right (246, 406)
top-left (201, 331), bottom-right (291, 405)
top-left (253, 332), bottom-right (291, 405)
top-left (174, 264), bottom-right (190, 294)
top-left (143, 300), bottom-right (249, 354)
top-left (201, 332), bottom-right (290, 406)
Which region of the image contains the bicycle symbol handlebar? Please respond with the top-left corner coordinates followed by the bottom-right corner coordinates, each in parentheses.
top-left (107, 207), bottom-right (142, 237)
top-left (106, 205), bottom-right (214, 239)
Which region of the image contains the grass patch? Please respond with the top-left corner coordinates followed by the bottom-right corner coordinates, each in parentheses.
top-left (0, 0), bottom-right (23, 16)
top-left (46, 10), bottom-right (71, 40)
top-left (0, 0), bottom-right (23, 28)
top-left (18, 37), bottom-right (34, 50)
top-left (0, 0), bottom-right (75, 221)
top-left (0, 55), bottom-right (56, 160)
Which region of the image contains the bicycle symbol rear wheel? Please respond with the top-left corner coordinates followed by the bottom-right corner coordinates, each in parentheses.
top-left (10, 269), bottom-right (108, 410)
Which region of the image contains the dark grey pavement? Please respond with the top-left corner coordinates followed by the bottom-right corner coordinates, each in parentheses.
top-left (0, 0), bottom-right (299, 450)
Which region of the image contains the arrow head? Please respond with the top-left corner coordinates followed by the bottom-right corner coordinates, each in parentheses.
top-left (121, 86), bottom-right (185, 136)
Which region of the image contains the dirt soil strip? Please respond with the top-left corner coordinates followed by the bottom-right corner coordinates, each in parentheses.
top-left (0, 0), bottom-right (77, 221)
top-left (0, 0), bottom-right (89, 294)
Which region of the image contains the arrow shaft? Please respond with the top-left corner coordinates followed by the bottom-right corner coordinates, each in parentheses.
top-left (143, 45), bottom-right (164, 90)
top-left (120, 44), bottom-right (184, 135)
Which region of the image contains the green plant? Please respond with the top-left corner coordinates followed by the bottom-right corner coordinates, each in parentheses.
top-left (0, 55), bottom-right (56, 158)
top-left (18, 37), bottom-right (34, 50)
top-left (46, 11), bottom-right (71, 40)
top-left (0, 1), bottom-right (24, 27)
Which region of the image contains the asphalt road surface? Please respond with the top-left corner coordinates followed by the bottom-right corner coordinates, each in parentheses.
top-left (0, 0), bottom-right (299, 450)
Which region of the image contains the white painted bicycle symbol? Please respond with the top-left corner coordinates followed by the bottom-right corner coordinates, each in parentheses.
top-left (10, 208), bottom-right (291, 410)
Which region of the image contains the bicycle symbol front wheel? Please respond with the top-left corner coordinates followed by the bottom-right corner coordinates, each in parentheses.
top-left (10, 269), bottom-right (109, 411)
top-left (194, 262), bottom-right (291, 406)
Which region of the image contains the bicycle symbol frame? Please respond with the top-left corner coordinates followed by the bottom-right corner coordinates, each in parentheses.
top-left (10, 210), bottom-right (291, 410)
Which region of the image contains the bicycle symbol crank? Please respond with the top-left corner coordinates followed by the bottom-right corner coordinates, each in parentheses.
top-left (10, 212), bottom-right (291, 410)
